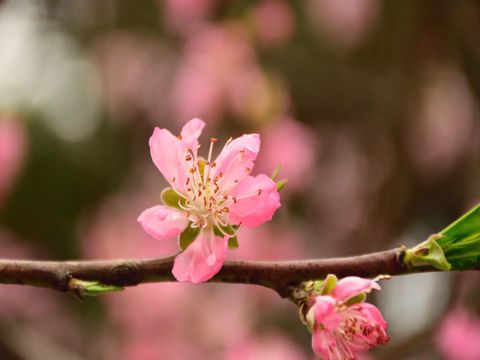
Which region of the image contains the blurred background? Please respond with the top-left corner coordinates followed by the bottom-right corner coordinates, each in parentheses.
top-left (0, 0), bottom-right (480, 359)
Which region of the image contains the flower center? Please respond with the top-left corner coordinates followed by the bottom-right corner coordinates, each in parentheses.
top-left (172, 138), bottom-right (250, 236)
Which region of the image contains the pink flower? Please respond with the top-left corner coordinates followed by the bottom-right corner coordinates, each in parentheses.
top-left (138, 118), bottom-right (281, 283)
top-left (251, 0), bottom-right (295, 47)
top-left (306, 276), bottom-right (388, 359)
top-left (0, 117), bottom-right (27, 206)
top-left (435, 309), bottom-right (480, 360)
top-left (257, 117), bottom-right (317, 193)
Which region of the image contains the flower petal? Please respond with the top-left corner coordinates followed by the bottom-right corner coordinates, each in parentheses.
top-left (228, 174), bottom-right (281, 227)
top-left (354, 303), bottom-right (388, 335)
top-left (172, 230), bottom-right (228, 283)
top-left (214, 134), bottom-right (260, 189)
top-left (149, 127), bottom-right (189, 192)
top-left (313, 296), bottom-right (341, 331)
top-left (332, 277), bottom-right (381, 302)
top-left (312, 327), bottom-right (337, 360)
top-left (180, 118), bottom-right (205, 150)
top-left (137, 205), bottom-right (188, 241)
top-left (347, 303), bottom-right (389, 350)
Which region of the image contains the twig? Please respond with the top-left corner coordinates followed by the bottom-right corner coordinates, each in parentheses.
top-left (0, 247), bottom-right (437, 297)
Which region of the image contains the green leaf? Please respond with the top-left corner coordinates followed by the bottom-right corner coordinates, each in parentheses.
top-left (276, 179), bottom-right (288, 192)
top-left (161, 188), bottom-right (181, 209)
top-left (179, 226), bottom-right (200, 250)
top-left (432, 203), bottom-right (480, 270)
top-left (228, 236), bottom-right (239, 249)
top-left (69, 279), bottom-right (123, 296)
top-left (437, 203), bottom-right (480, 247)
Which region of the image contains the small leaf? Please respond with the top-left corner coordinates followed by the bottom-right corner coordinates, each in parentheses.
top-left (69, 279), bottom-right (123, 296)
top-left (276, 179), bottom-right (288, 192)
top-left (228, 236), bottom-right (239, 249)
top-left (161, 188), bottom-right (181, 209)
top-left (179, 225), bottom-right (200, 250)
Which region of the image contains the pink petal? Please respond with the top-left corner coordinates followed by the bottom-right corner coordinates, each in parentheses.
top-left (228, 174), bottom-right (281, 227)
top-left (346, 303), bottom-right (389, 351)
top-left (214, 134), bottom-right (260, 188)
top-left (312, 328), bottom-right (337, 360)
top-left (172, 230), bottom-right (228, 283)
top-left (313, 296), bottom-right (341, 331)
top-left (180, 118), bottom-right (205, 150)
top-left (149, 127), bottom-right (189, 193)
top-left (332, 277), bottom-right (380, 302)
top-left (137, 205), bottom-right (188, 241)
top-left (354, 303), bottom-right (388, 334)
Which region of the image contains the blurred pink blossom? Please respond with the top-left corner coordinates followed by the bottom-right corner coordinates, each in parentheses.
top-left (257, 118), bottom-right (317, 193)
top-left (435, 309), bottom-right (480, 360)
top-left (308, 276), bottom-right (388, 360)
top-left (138, 119), bottom-right (281, 283)
top-left (92, 32), bottom-right (171, 122)
top-left (306, 0), bottom-right (379, 50)
top-left (172, 24), bottom-right (280, 125)
top-left (232, 224), bottom-right (305, 261)
top-left (160, 0), bottom-right (216, 35)
top-left (0, 117), bottom-right (27, 206)
top-left (409, 67), bottom-right (476, 178)
top-left (251, 0), bottom-right (294, 47)
top-left (228, 333), bottom-right (307, 360)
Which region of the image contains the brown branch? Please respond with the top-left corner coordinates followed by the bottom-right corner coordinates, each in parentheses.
top-left (0, 247), bottom-right (427, 297)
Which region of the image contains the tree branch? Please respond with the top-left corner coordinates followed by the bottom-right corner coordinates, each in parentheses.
top-left (0, 246), bottom-right (435, 297)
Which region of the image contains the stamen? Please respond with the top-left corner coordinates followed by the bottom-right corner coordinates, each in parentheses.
top-left (204, 138), bottom-right (217, 185)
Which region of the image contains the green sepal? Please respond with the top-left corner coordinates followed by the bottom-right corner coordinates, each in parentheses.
top-left (305, 306), bottom-right (315, 330)
top-left (213, 225), bottom-right (239, 249)
top-left (161, 188), bottom-right (182, 209)
top-left (310, 274), bottom-right (337, 295)
top-left (404, 234), bottom-right (451, 271)
top-left (69, 279), bottom-right (123, 296)
top-left (179, 225), bottom-right (200, 250)
top-left (228, 236), bottom-right (239, 249)
top-left (320, 274), bottom-right (338, 295)
top-left (214, 224), bottom-right (236, 237)
top-left (276, 179), bottom-right (288, 192)
top-left (345, 292), bottom-right (366, 306)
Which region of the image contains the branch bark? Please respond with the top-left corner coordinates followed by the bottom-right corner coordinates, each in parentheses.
top-left (0, 247), bottom-right (434, 297)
